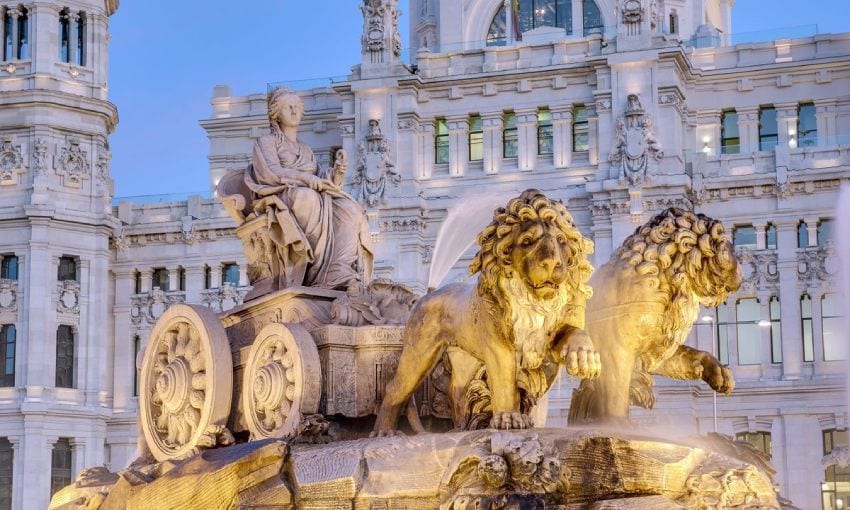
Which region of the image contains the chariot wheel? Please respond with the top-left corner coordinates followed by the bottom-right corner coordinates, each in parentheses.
top-left (242, 323), bottom-right (321, 440)
top-left (140, 304), bottom-right (232, 461)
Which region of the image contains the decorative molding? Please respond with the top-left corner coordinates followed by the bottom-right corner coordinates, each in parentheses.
top-left (609, 94), bottom-right (663, 185)
top-left (0, 138), bottom-right (25, 186)
top-left (351, 119), bottom-right (400, 208)
top-left (55, 138), bottom-right (90, 188)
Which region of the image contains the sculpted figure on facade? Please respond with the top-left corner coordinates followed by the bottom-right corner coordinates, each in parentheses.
top-left (569, 208), bottom-right (742, 424)
top-left (352, 119), bottom-right (400, 207)
top-left (373, 190), bottom-right (600, 435)
top-left (609, 94), bottom-right (663, 185)
top-left (217, 87), bottom-right (374, 298)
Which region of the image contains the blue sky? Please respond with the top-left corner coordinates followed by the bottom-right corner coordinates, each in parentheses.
top-left (108, 1), bottom-right (850, 198)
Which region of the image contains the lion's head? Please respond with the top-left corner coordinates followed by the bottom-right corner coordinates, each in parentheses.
top-left (470, 189), bottom-right (594, 303)
top-left (617, 208), bottom-right (742, 336)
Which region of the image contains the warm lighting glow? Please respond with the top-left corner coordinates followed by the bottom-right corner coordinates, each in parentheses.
top-left (701, 315), bottom-right (714, 322)
top-left (757, 319), bottom-right (771, 328)
top-left (788, 136), bottom-right (797, 148)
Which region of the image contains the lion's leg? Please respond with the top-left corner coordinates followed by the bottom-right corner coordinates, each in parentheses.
top-left (373, 312), bottom-right (446, 436)
top-left (482, 344), bottom-right (527, 429)
top-left (587, 343), bottom-right (635, 423)
top-left (652, 345), bottom-right (735, 394)
top-left (445, 348), bottom-right (482, 427)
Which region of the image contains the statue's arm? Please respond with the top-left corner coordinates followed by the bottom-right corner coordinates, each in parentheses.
top-left (253, 137), bottom-right (313, 187)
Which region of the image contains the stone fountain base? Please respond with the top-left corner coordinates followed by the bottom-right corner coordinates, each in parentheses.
top-left (50, 428), bottom-right (797, 510)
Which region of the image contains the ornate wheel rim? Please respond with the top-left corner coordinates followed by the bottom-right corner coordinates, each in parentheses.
top-left (242, 323), bottom-right (321, 440)
top-left (140, 304), bottom-right (232, 461)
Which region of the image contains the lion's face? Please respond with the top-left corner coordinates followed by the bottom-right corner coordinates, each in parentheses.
top-left (510, 220), bottom-right (572, 300)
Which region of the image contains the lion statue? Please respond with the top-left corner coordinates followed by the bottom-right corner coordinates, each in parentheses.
top-left (568, 208), bottom-right (742, 425)
top-left (373, 189), bottom-right (600, 435)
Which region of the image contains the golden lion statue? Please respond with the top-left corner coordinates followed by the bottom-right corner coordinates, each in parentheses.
top-left (568, 208), bottom-right (742, 424)
top-left (373, 190), bottom-right (600, 435)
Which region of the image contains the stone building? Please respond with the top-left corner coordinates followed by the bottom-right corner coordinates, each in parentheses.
top-left (0, 0), bottom-right (848, 508)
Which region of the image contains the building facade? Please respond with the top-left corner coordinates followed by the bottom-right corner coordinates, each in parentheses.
top-left (0, 0), bottom-right (848, 508)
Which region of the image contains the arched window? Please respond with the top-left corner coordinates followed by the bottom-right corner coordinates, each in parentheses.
top-left (486, 0), bottom-right (602, 46)
top-left (59, 9), bottom-right (70, 63)
top-left (2, 6), bottom-right (28, 60)
top-left (797, 220), bottom-right (809, 248)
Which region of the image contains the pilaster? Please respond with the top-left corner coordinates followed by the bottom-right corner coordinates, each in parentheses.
top-left (516, 109), bottom-right (537, 172)
top-left (446, 115), bottom-right (467, 177)
top-left (482, 113), bottom-right (502, 175)
top-left (552, 107), bottom-right (573, 168)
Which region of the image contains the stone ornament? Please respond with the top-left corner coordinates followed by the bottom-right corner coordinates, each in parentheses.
top-left (57, 280), bottom-right (81, 314)
top-left (139, 304), bottom-right (233, 462)
top-left (361, 0), bottom-right (402, 62)
top-left (31, 138), bottom-right (49, 177)
top-left (622, 0), bottom-right (643, 24)
top-left (241, 323), bottom-right (322, 440)
top-left (200, 283), bottom-right (247, 313)
top-left (351, 119), bottom-right (400, 207)
top-left (609, 94), bottom-right (663, 185)
top-left (0, 137), bottom-right (24, 186)
top-left (373, 190), bottom-right (600, 436)
top-left (823, 445), bottom-right (850, 469)
top-left (56, 137), bottom-right (90, 188)
top-left (570, 208), bottom-right (742, 425)
top-left (217, 87), bottom-right (373, 300)
top-left (330, 278), bottom-right (418, 326)
top-left (0, 279), bottom-right (16, 313)
top-left (95, 148), bottom-right (111, 197)
top-left (130, 288), bottom-right (185, 327)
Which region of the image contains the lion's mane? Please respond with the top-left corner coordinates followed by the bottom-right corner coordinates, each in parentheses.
top-left (615, 207), bottom-right (737, 349)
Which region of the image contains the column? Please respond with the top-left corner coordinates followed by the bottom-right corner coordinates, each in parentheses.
top-left (754, 222), bottom-right (766, 250)
top-left (166, 265), bottom-right (179, 293)
top-left (516, 109), bottom-right (537, 172)
top-left (25, 223), bottom-right (53, 388)
top-left (481, 113), bottom-right (502, 174)
top-left (571, 0), bottom-right (582, 37)
top-left (139, 269), bottom-right (152, 293)
top-left (9, 7), bottom-right (19, 60)
top-left (775, 222), bottom-right (802, 379)
top-left (587, 106), bottom-right (599, 165)
top-left (210, 263), bottom-right (223, 289)
top-left (68, 11), bottom-right (78, 65)
top-left (552, 107), bottom-right (573, 168)
top-left (804, 216), bottom-right (819, 247)
top-left (814, 100), bottom-right (837, 146)
top-left (22, 423), bottom-right (52, 510)
top-left (112, 270), bottom-right (134, 413)
top-left (776, 103), bottom-right (797, 148)
top-left (71, 437), bottom-right (86, 480)
top-left (396, 115), bottom-right (419, 181)
top-left (238, 264), bottom-right (249, 287)
top-left (420, 123), bottom-right (435, 179)
top-left (9, 438), bottom-right (21, 510)
top-left (184, 266), bottom-right (205, 303)
top-left (446, 116), bottom-right (467, 177)
top-left (0, 6), bottom-right (6, 62)
top-left (738, 107), bottom-right (759, 153)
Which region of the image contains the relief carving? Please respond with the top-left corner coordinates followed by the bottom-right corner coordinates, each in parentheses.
top-left (201, 283), bottom-right (248, 313)
top-left (0, 138), bottom-right (25, 186)
top-left (351, 119), bottom-right (400, 208)
top-left (31, 138), bottom-right (49, 177)
top-left (56, 138), bottom-right (90, 188)
top-left (0, 279), bottom-right (17, 313)
top-left (57, 280), bottom-right (81, 315)
top-left (609, 94), bottom-right (663, 185)
top-left (361, 0), bottom-right (402, 62)
top-left (330, 278), bottom-right (419, 326)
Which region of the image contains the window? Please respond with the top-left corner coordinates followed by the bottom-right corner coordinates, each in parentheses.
top-left (735, 431), bottom-right (772, 458)
top-left (0, 437), bottom-right (11, 510)
top-left (468, 115), bottom-right (483, 162)
top-left (0, 256), bottom-right (17, 280)
top-left (222, 263), bottom-right (240, 286)
top-left (75, 13), bottom-right (85, 66)
top-left (572, 106), bottom-right (589, 152)
top-left (732, 225), bottom-right (757, 250)
top-left (765, 224), bottom-right (777, 250)
top-left (503, 112), bottom-right (518, 158)
top-left (486, 4), bottom-right (508, 46)
top-left (823, 294), bottom-right (845, 361)
top-left (2, 10), bottom-right (10, 61)
top-left (133, 271), bottom-right (142, 294)
top-left (58, 256), bottom-right (77, 282)
top-left (56, 325), bottom-right (75, 388)
top-left (669, 11), bottom-right (678, 34)
top-left (51, 438), bottom-right (72, 496)
top-left (435, 119), bottom-right (449, 164)
top-left (487, 0), bottom-right (573, 45)
top-left (59, 10), bottom-right (70, 63)
top-left (178, 267), bottom-right (186, 292)
top-left (582, 0), bottom-right (604, 35)
top-left (204, 266), bottom-right (212, 289)
top-left (715, 303), bottom-right (730, 365)
top-left (537, 109), bottom-right (553, 155)
top-left (151, 268), bottom-right (169, 291)
top-left (0, 325), bottom-right (14, 387)
top-left (822, 429), bottom-right (850, 510)
top-left (769, 297), bottom-right (782, 363)
top-left (819, 219), bottom-right (834, 247)
top-left (798, 102), bottom-right (817, 148)
top-left (798, 221), bottom-right (809, 248)
top-left (801, 294), bottom-right (814, 362)
top-left (721, 111), bottom-right (740, 154)
top-left (736, 298), bottom-right (761, 365)
top-left (133, 336), bottom-right (141, 397)
top-left (758, 107), bottom-right (778, 151)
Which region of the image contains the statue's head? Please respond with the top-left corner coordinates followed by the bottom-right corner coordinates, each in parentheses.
top-left (267, 87), bottom-right (304, 129)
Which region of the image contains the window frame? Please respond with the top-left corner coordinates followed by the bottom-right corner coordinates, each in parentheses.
top-left (435, 118), bottom-right (449, 165)
top-left (732, 225), bottom-right (757, 250)
top-left (468, 115), bottom-right (483, 162)
top-left (537, 108), bottom-right (553, 155)
top-left (55, 325), bottom-right (75, 389)
top-left (222, 263), bottom-right (240, 286)
top-left (822, 293), bottom-right (845, 361)
top-left (0, 324), bottom-right (14, 387)
top-left (0, 437), bottom-right (11, 510)
top-left (735, 431), bottom-right (772, 458)
top-left (797, 102), bottom-right (817, 148)
top-left (57, 256), bottom-right (78, 282)
top-left (735, 297), bottom-right (761, 365)
top-left (758, 106), bottom-right (778, 151)
top-left (51, 438), bottom-right (73, 496)
top-left (151, 267), bottom-right (169, 292)
top-left (721, 110), bottom-right (740, 155)
top-left (572, 105), bottom-right (589, 153)
top-left (502, 112), bottom-right (518, 159)
top-left (0, 255), bottom-right (17, 281)
top-left (801, 294), bottom-right (814, 362)
top-left (765, 224), bottom-right (777, 250)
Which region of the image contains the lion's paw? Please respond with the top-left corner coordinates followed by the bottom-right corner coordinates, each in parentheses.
top-left (700, 357), bottom-right (735, 395)
top-left (490, 411), bottom-right (532, 430)
top-left (561, 332), bottom-right (601, 379)
top-left (370, 428), bottom-right (406, 438)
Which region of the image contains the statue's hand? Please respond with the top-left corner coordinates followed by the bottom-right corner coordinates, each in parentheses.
top-left (302, 174), bottom-right (325, 192)
top-left (559, 329), bottom-right (601, 379)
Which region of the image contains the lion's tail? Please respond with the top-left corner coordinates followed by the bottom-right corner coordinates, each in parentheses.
top-left (567, 379), bottom-right (597, 425)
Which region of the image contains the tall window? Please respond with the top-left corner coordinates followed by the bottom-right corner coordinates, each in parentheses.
top-left (56, 325), bottom-right (75, 389)
top-left (572, 106), bottom-right (589, 152)
top-left (2, 10), bottom-right (11, 61)
top-left (435, 118), bottom-right (449, 164)
top-left (133, 271), bottom-right (142, 294)
top-left (769, 297), bottom-right (782, 363)
top-left (0, 325), bottom-right (14, 387)
top-left (133, 335), bottom-right (141, 397)
top-left (801, 294), bottom-right (814, 362)
top-left (822, 429), bottom-right (850, 510)
top-left (222, 263), bottom-right (240, 286)
top-left (732, 225), bottom-right (757, 250)
top-left (0, 256), bottom-right (17, 280)
top-left (721, 110), bottom-right (740, 154)
top-left (765, 224), bottom-right (777, 250)
top-left (735, 431), bottom-right (772, 457)
top-left (204, 266), bottom-right (212, 289)
top-left (75, 13), bottom-right (85, 66)
top-left (822, 294), bottom-right (845, 361)
top-left (798, 102), bottom-right (817, 148)
top-left (537, 109), bottom-right (553, 155)
top-left (715, 303), bottom-right (730, 365)
top-left (468, 115), bottom-right (483, 161)
top-left (51, 438), bottom-right (72, 496)
top-left (758, 107), bottom-right (778, 151)
top-left (668, 11), bottom-right (679, 34)
top-left (178, 267), bottom-right (186, 292)
top-left (582, 0), bottom-right (603, 35)
top-left (0, 437), bottom-right (11, 510)
top-left (57, 256), bottom-right (77, 282)
top-left (798, 221), bottom-right (809, 248)
top-left (503, 112), bottom-right (518, 158)
top-left (819, 219), bottom-right (834, 247)
top-left (736, 298), bottom-right (761, 365)
top-left (151, 268), bottom-right (169, 291)
top-left (59, 10), bottom-right (70, 63)
top-left (16, 7), bottom-right (27, 60)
